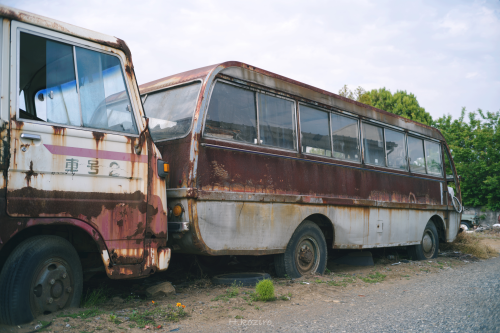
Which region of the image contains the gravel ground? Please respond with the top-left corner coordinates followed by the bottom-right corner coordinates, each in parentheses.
top-left (198, 256), bottom-right (500, 333)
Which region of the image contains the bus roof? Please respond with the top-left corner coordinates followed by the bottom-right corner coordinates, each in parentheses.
top-left (139, 61), bottom-right (445, 141)
top-left (0, 5), bottom-right (134, 67)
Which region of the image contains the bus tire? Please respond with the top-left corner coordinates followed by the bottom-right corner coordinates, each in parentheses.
top-left (0, 236), bottom-right (83, 325)
top-left (460, 221), bottom-right (472, 230)
top-left (407, 221), bottom-right (439, 261)
top-left (274, 221), bottom-right (327, 278)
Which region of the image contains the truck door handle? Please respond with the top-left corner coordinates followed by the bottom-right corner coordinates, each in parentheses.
top-left (21, 133), bottom-right (41, 141)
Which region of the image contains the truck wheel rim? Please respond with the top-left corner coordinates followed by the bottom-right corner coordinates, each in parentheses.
top-left (422, 230), bottom-right (436, 258)
top-left (30, 258), bottom-right (73, 316)
top-left (295, 237), bottom-right (320, 275)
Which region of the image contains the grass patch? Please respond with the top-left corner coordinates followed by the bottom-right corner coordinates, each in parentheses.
top-left (128, 305), bottom-right (187, 328)
top-left (57, 308), bottom-right (104, 319)
top-left (327, 276), bottom-right (356, 287)
top-left (81, 287), bottom-right (108, 308)
top-left (360, 272), bottom-right (386, 283)
top-left (211, 283), bottom-right (240, 302)
top-left (441, 232), bottom-right (498, 259)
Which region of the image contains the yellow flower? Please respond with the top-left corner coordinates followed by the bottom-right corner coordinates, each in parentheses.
top-left (176, 303), bottom-right (181, 307)
top-left (182, 305), bottom-right (186, 309)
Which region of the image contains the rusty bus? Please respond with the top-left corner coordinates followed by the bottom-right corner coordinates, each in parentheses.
top-left (140, 61), bottom-right (463, 279)
top-left (0, 6), bottom-right (171, 324)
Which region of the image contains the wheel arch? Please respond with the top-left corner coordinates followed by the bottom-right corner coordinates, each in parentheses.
top-left (430, 214), bottom-right (446, 242)
top-left (0, 219), bottom-right (107, 275)
top-left (303, 213), bottom-right (334, 249)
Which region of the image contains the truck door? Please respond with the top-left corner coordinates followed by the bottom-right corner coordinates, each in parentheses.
top-left (7, 22), bottom-right (149, 264)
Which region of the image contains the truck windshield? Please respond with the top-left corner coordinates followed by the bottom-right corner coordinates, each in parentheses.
top-left (143, 82), bottom-right (201, 141)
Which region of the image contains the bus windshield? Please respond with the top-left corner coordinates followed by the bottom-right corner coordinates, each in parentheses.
top-left (143, 81), bottom-right (201, 141)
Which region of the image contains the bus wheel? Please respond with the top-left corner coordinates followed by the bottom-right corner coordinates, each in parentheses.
top-left (460, 221), bottom-right (472, 231)
top-left (408, 221), bottom-right (439, 260)
top-left (0, 236), bottom-right (83, 325)
top-left (274, 221), bottom-right (327, 278)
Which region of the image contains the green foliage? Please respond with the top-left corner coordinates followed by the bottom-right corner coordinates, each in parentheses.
top-left (211, 283), bottom-right (240, 302)
top-left (255, 279), bottom-right (275, 302)
top-left (338, 85), bottom-right (433, 126)
top-left (128, 305), bottom-right (187, 328)
top-left (435, 108), bottom-right (500, 210)
top-left (360, 272), bottom-right (386, 283)
top-left (57, 308), bottom-right (104, 319)
top-left (81, 287), bottom-right (108, 308)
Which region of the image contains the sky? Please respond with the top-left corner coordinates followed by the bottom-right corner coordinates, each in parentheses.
top-left (4, 0), bottom-right (500, 121)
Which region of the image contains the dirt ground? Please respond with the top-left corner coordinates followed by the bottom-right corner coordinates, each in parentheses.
top-left (2, 234), bottom-right (499, 333)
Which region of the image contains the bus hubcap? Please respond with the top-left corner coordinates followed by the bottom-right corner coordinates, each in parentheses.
top-left (295, 238), bottom-right (319, 274)
top-left (31, 260), bottom-right (72, 315)
top-left (422, 231), bottom-right (435, 257)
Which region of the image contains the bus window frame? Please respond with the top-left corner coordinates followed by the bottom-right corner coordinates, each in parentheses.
top-left (141, 79), bottom-right (203, 142)
top-left (15, 24), bottom-right (140, 138)
top-left (361, 120), bottom-right (410, 172)
top-left (298, 102), bottom-right (362, 164)
top-left (202, 79), bottom-right (299, 153)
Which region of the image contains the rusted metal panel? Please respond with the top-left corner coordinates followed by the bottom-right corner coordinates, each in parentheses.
top-left (171, 199), bottom-right (446, 255)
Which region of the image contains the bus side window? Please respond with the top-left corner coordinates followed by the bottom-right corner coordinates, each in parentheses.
top-left (425, 141), bottom-right (442, 175)
top-left (257, 93), bottom-right (295, 150)
top-left (385, 129), bottom-right (407, 170)
top-left (363, 123), bottom-right (385, 166)
top-left (205, 82), bottom-right (257, 144)
top-left (408, 136), bottom-right (426, 173)
top-left (300, 105), bottom-right (331, 157)
top-left (331, 114), bottom-right (359, 161)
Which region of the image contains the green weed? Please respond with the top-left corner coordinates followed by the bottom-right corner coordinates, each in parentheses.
top-left (255, 279), bottom-right (275, 302)
top-left (360, 272), bottom-right (386, 283)
top-left (57, 308), bottom-right (104, 319)
top-left (81, 287), bottom-right (108, 308)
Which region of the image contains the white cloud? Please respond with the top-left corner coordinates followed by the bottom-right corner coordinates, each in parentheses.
top-left (2, 0), bottom-right (499, 120)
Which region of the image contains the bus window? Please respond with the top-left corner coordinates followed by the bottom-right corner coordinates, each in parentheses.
top-left (385, 129), bottom-right (407, 170)
top-left (331, 114), bottom-right (359, 161)
top-left (257, 93), bottom-right (295, 150)
top-left (300, 105), bottom-right (331, 156)
top-left (143, 81), bottom-right (201, 141)
top-left (205, 82), bottom-right (257, 143)
top-left (425, 141), bottom-right (442, 175)
top-left (363, 123), bottom-right (385, 166)
top-left (408, 136), bottom-right (426, 173)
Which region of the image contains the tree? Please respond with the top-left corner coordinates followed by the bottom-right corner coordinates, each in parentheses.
top-left (435, 108), bottom-right (500, 211)
top-left (338, 85), bottom-right (433, 126)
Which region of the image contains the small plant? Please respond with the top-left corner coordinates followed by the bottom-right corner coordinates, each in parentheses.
top-left (58, 308), bottom-right (104, 320)
top-left (360, 272), bottom-right (386, 283)
top-left (254, 305), bottom-right (261, 310)
top-left (211, 283), bottom-right (240, 302)
top-left (255, 279), bottom-right (275, 302)
top-left (324, 267), bottom-right (331, 274)
top-left (280, 295), bottom-right (290, 301)
top-left (81, 287), bottom-right (108, 308)
top-left (235, 315), bottom-right (243, 319)
top-left (232, 306), bottom-right (245, 311)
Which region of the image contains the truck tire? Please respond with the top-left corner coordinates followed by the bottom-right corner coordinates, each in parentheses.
top-left (274, 221), bottom-right (327, 278)
top-left (0, 236), bottom-right (83, 325)
top-left (460, 221), bottom-right (472, 230)
top-left (407, 221), bottom-right (439, 260)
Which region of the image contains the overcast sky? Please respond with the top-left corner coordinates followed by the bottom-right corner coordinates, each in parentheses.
top-left (4, 0), bottom-right (500, 120)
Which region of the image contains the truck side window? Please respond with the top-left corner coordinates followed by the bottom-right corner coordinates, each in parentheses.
top-left (19, 32), bottom-right (137, 134)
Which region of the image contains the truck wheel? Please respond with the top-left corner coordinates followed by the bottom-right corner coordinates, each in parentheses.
top-left (274, 221), bottom-right (327, 278)
top-left (407, 221), bottom-right (439, 260)
top-left (0, 236), bottom-right (83, 325)
top-left (460, 221), bottom-right (472, 230)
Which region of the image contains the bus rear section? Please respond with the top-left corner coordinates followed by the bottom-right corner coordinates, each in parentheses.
top-left (140, 62), bottom-right (462, 279)
top-left (0, 6), bottom-right (170, 325)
